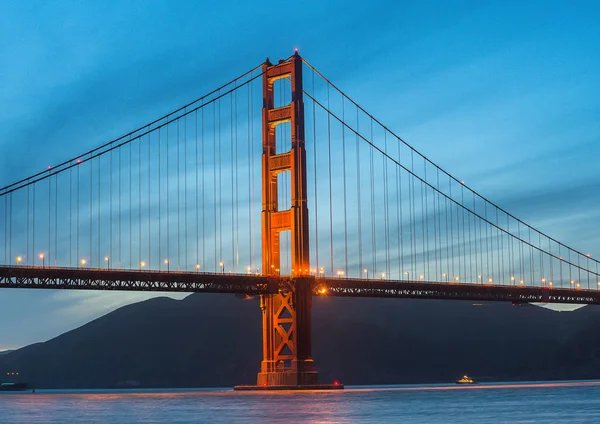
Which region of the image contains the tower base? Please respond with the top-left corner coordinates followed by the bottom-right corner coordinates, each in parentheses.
top-left (233, 383), bottom-right (344, 391)
top-left (257, 369), bottom-right (319, 387)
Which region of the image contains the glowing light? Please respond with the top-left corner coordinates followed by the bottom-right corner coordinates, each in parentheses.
top-left (419, 275), bottom-right (424, 280)
top-left (549, 282), bottom-right (553, 287)
top-left (576, 283), bottom-right (580, 288)
top-left (140, 261), bottom-right (146, 269)
top-left (380, 273), bottom-right (385, 280)
top-left (164, 259), bottom-right (169, 264)
top-left (571, 280), bottom-right (575, 284)
top-left (80, 259), bottom-right (87, 266)
top-left (104, 256), bottom-right (109, 261)
top-left (586, 253), bottom-right (591, 258)
top-left (511, 276), bottom-right (515, 281)
top-left (76, 159), bottom-right (81, 164)
top-left (318, 287), bottom-right (327, 295)
top-left (455, 276), bottom-right (460, 281)
top-left (541, 278), bottom-right (546, 283)
top-left (460, 181), bottom-right (465, 185)
top-left (47, 166), bottom-right (52, 170)
top-left (39, 253), bottom-right (45, 260)
top-left (15, 256), bottom-right (22, 264)
top-left (519, 280), bottom-right (524, 285)
top-left (334, 380), bottom-right (340, 386)
top-left (478, 275), bottom-right (482, 279)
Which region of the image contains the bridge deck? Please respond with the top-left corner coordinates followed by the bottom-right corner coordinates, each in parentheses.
top-left (1, 266), bottom-right (599, 305)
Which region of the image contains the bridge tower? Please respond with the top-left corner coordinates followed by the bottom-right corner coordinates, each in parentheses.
top-left (257, 52), bottom-right (318, 387)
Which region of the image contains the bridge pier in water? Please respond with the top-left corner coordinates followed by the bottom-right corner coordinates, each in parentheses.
top-left (257, 278), bottom-right (317, 386)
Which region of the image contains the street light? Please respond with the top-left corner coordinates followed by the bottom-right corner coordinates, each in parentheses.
top-left (105, 256), bottom-right (110, 269)
top-left (15, 256), bottom-right (22, 266)
top-left (140, 261), bottom-right (146, 270)
top-left (337, 270), bottom-right (344, 278)
top-left (164, 259), bottom-right (169, 272)
top-left (319, 267), bottom-right (325, 276)
top-left (404, 271), bottom-right (409, 280)
top-left (220, 261), bottom-right (224, 274)
top-left (419, 275), bottom-right (424, 280)
top-left (39, 253), bottom-right (45, 268)
top-left (454, 276), bottom-right (460, 282)
top-left (442, 273), bottom-right (447, 282)
top-left (196, 264), bottom-right (200, 272)
top-left (364, 268), bottom-right (368, 279)
top-left (80, 259), bottom-right (87, 267)
top-left (380, 273), bottom-right (385, 280)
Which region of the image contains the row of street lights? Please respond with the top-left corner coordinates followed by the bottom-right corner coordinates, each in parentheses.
top-left (13, 254), bottom-right (208, 272)
top-left (9, 255), bottom-right (597, 287)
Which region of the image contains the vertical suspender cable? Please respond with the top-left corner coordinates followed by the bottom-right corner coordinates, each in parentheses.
top-left (177, 118), bottom-right (181, 270)
top-left (248, 80), bottom-right (254, 271)
top-left (129, 141), bottom-right (133, 267)
top-left (196, 109), bottom-right (199, 268)
top-left (32, 184), bottom-right (35, 263)
top-left (138, 134), bottom-right (142, 266)
top-left (341, 98), bottom-right (348, 276)
top-left (118, 145), bottom-right (121, 267)
top-left (166, 121), bottom-right (170, 268)
top-left (184, 110), bottom-right (188, 270)
top-left (327, 84), bottom-right (334, 275)
top-left (218, 96), bottom-right (222, 267)
top-left (213, 101), bottom-right (218, 271)
top-left (370, 119), bottom-right (376, 277)
top-left (235, 87), bottom-right (240, 272)
top-left (230, 92), bottom-right (235, 271)
top-left (313, 71), bottom-right (320, 275)
top-left (202, 103), bottom-right (206, 270)
top-left (398, 139), bottom-right (404, 278)
top-left (158, 127), bottom-right (162, 269)
top-left (383, 132), bottom-right (389, 278)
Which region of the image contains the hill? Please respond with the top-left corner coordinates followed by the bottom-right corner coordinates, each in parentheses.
top-left (1, 294), bottom-right (600, 388)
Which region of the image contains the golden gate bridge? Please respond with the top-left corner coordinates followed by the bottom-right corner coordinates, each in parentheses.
top-left (1, 51), bottom-right (599, 388)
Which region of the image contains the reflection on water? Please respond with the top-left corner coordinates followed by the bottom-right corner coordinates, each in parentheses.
top-left (2, 381), bottom-right (600, 423)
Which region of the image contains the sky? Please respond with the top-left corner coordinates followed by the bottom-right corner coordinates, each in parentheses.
top-left (0, 0), bottom-right (600, 350)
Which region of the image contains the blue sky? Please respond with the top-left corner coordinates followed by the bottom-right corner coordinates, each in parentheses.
top-left (1, 0), bottom-right (600, 349)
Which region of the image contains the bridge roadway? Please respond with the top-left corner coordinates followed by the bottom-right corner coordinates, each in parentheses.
top-left (0, 265), bottom-right (599, 305)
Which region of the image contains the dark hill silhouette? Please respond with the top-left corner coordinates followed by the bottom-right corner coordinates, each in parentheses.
top-left (1, 294), bottom-right (599, 388)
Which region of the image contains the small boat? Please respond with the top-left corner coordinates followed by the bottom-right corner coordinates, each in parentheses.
top-left (0, 382), bottom-right (32, 392)
top-left (455, 375), bottom-right (476, 384)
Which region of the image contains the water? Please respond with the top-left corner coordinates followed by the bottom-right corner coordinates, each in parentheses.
top-left (2, 381), bottom-right (600, 423)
